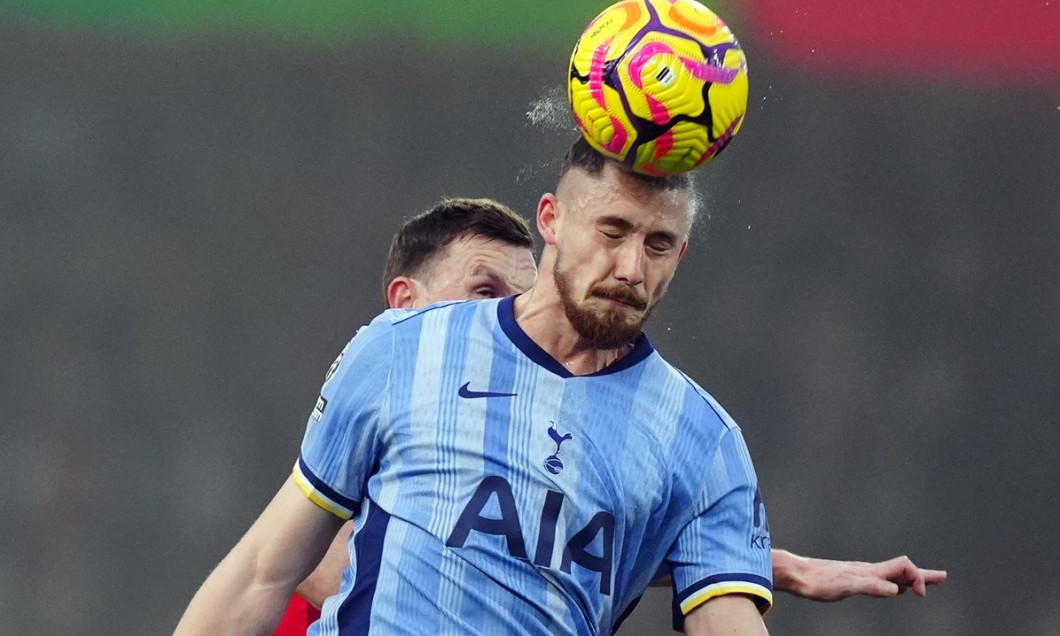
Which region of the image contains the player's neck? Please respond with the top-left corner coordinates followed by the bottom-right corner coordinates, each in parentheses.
top-left (513, 285), bottom-right (633, 376)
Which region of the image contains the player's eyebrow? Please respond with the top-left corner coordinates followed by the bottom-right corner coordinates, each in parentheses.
top-left (469, 264), bottom-right (506, 284)
top-left (470, 262), bottom-right (496, 276)
top-left (597, 215), bottom-right (634, 232)
top-left (599, 215), bottom-right (679, 247)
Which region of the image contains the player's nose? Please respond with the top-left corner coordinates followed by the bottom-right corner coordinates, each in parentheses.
top-left (613, 240), bottom-right (646, 286)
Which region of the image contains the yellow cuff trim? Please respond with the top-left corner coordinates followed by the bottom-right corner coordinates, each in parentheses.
top-left (292, 463), bottom-right (354, 520)
top-left (681, 582), bottom-right (774, 616)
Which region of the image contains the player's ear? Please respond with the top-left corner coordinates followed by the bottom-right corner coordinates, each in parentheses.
top-left (677, 239), bottom-right (688, 261)
top-left (387, 276), bottom-right (419, 309)
top-left (537, 193), bottom-right (559, 246)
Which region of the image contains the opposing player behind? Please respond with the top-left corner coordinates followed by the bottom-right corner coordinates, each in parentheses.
top-left (271, 197), bottom-right (537, 635)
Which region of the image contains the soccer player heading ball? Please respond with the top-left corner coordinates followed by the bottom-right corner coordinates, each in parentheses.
top-left (178, 137), bottom-right (774, 634)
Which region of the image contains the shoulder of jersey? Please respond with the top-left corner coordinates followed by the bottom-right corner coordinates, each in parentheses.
top-left (668, 364), bottom-right (741, 432)
top-left (381, 298), bottom-right (498, 327)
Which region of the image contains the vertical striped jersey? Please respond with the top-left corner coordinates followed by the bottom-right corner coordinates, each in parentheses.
top-left (295, 296), bottom-right (772, 635)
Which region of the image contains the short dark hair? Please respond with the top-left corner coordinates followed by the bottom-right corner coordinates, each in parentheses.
top-left (560, 135), bottom-right (694, 194)
top-left (382, 197), bottom-right (535, 301)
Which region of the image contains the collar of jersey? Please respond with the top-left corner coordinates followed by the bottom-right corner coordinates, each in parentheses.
top-left (497, 295), bottom-right (654, 378)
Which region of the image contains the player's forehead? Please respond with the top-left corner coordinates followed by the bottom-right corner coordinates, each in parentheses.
top-left (561, 164), bottom-right (692, 235)
top-left (433, 233), bottom-right (536, 286)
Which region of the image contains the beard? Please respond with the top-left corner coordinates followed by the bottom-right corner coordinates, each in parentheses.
top-left (554, 257), bottom-right (655, 350)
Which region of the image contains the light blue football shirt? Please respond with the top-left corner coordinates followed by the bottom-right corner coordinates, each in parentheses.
top-left (295, 296), bottom-right (772, 635)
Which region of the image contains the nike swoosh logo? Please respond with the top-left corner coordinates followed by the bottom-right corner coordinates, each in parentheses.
top-left (458, 382), bottom-right (517, 399)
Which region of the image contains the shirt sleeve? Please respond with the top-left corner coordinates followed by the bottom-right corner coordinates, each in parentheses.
top-left (667, 426), bottom-right (773, 626)
top-left (292, 317), bottom-right (394, 520)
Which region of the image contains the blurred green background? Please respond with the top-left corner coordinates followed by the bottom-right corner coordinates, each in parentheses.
top-left (4, 0), bottom-right (735, 46)
top-left (1, 1), bottom-right (1057, 635)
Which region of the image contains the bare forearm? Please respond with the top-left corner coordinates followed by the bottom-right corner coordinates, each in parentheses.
top-left (175, 546), bottom-right (292, 636)
top-left (174, 478), bottom-right (344, 635)
top-left (771, 548), bottom-right (806, 595)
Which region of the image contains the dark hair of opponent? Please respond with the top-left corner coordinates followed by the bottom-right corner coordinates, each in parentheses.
top-left (382, 197), bottom-right (535, 302)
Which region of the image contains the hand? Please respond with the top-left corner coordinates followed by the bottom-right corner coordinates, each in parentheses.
top-left (773, 550), bottom-right (947, 602)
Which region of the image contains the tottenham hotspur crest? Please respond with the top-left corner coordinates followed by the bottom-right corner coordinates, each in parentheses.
top-left (543, 422), bottom-right (573, 475)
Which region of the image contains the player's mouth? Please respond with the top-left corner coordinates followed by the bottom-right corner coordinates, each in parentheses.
top-left (591, 288), bottom-right (647, 311)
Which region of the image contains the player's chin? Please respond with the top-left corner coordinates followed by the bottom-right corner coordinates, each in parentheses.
top-left (600, 315), bottom-right (645, 346)
top-left (574, 317), bottom-right (638, 349)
